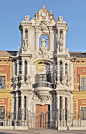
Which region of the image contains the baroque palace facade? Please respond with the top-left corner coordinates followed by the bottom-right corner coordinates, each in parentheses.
top-left (0, 5), bottom-right (86, 128)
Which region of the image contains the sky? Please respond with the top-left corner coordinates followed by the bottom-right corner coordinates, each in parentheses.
top-left (0, 0), bottom-right (86, 52)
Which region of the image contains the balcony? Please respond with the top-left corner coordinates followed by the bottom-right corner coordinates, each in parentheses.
top-left (80, 85), bottom-right (86, 91)
top-left (33, 82), bottom-right (53, 88)
top-left (33, 82), bottom-right (53, 96)
top-left (0, 84), bottom-right (6, 89)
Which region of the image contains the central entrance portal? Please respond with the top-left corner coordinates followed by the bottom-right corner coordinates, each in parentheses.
top-left (36, 104), bottom-right (50, 128)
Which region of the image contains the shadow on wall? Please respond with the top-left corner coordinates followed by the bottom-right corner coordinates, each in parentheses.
top-left (0, 132), bottom-right (16, 134)
top-left (59, 131), bottom-right (86, 134)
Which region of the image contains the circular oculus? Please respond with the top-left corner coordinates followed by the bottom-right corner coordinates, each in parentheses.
top-left (41, 12), bottom-right (47, 17)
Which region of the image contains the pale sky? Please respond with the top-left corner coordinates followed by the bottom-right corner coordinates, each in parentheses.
top-left (0, 0), bottom-right (86, 52)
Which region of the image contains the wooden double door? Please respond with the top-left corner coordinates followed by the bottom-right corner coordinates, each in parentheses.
top-left (35, 105), bottom-right (50, 128)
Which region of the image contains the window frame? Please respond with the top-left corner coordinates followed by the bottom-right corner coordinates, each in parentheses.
top-left (1, 76), bottom-right (5, 84)
top-left (81, 78), bottom-right (86, 86)
top-left (80, 75), bottom-right (86, 86)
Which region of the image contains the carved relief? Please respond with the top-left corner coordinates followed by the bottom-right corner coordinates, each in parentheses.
top-left (32, 93), bottom-right (52, 105)
top-left (40, 21), bottom-right (47, 30)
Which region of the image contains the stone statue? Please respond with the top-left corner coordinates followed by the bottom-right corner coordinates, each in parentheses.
top-left (41, 37), bottom-right (46, 47)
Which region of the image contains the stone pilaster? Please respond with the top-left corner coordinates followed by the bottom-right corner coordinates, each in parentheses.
top-left (28, 27), bottom-right (30, 49)
top-left (27, 60), bottom-right (30, 76)
top-left (49, 27), bottom-right (54, 51)
top-left (36, 29), bottom-right (39, 50)
top-left (23, 28), bottom-right (25, 39)
top-left (57, 29), bottom-right (60, 40)
top-left (21, 95), bottom-right (24, 121)
top-left (13, 61), bottom-right (15, 76)
top-left (12, 94), bottom-right (15, 120)
top-left (16, 92), bottom-right (19, 121)
top-left (17, 59), bottom-right (19, 76)
top-left (62, 60), bottom-right (65, 84)
top-left (51, 65), bottom-right (53, 83)
top-left (56, 95), bottom-right (60, 128)
top-left (67, 62), bottom-right (70, 85)
top-left (67, 97), bottom-right (70, 121)
top-left (21, 60), bottom-right (24, 81)
top-left (63, 29), bottom-right (66, 51)
top-left (57, 60), bottom-right (60, 84)
top-left (62, 96), bottom-right (65, 121)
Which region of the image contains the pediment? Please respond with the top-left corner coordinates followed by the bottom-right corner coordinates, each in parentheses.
top-left (31, 5), bottom-right (57, 26)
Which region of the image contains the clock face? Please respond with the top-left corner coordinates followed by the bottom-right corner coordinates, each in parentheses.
top-left (41, 12), bottom-right (47, 17)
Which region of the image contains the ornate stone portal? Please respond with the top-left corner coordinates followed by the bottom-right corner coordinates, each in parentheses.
top-left (11, 5), bottom-right (73, 128)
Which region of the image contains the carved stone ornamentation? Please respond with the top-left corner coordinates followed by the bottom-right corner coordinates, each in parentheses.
top-left (11, 6), bottom-right (73, 128)
top-left (23, 47), bottom-right (27, 52)
top-left (40, 21), bottom-right (47, 30)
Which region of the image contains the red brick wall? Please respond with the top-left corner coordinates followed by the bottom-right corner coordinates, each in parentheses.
top-left (0, 65), bottom-right (10, 82)
top-left (78, 99), bottom-right (86, 111)
top-left (77, 67), bottom-right (86, 83)
top-left (0, 98), bottom-right (8, 111)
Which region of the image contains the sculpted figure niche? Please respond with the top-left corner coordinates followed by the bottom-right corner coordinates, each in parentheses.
top-left (41, 36), bottom-right (46, 47)
top-left (11, 5), bottom-right (73, 128)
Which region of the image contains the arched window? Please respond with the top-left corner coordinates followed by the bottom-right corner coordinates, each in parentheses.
top-left (25, 29), bottom-right (28, 39)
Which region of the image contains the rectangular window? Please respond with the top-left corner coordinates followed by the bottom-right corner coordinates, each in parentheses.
top-left (36, 74), bottom-right (51, 82)
top-left (1, 76), bottom-right (5, 84)
top-left (81, 107), bottom-right (86, 120)
top-left (81, 78), bottom-right (86, 86)
top-left (0, 106), bottom-right (5, 119)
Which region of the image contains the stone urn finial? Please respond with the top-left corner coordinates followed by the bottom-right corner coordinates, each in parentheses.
top-left (58, 16), bottom-right (63, 22)
top-left (43, 4), bottom-right (45, 9)
top-left (25, 15), bottom-right (30, 21)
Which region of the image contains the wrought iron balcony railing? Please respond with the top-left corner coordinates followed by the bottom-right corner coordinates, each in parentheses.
top-left (0, 84), bottom-right (6, 89)
top-left (80, 85), bottom-right (86, 91)
top-left (33, 82), bottom-right (53, 88)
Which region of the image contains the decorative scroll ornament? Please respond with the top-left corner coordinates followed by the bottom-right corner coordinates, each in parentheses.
top-left (40, 21), bottom-right (47, 30)
top-left (32, 93), bottom-right (52, 105)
